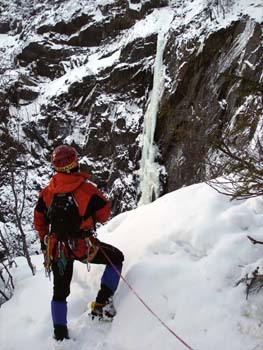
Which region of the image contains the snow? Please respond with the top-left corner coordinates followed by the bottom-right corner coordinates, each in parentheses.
top-left (130, 7), bottom-right (174, 40)
top-left (0, 34), bottom-right (17, 47)
top-left (233, 0), bottom-right (263, 23)
top-left (38, 0), bottom-right (112, 26)
top-left (1, 182), bottom-right (263, 349)
top-left (128, 0), bottom-right (142, 12)
top-left (31, 49), bottom-right (120, 103)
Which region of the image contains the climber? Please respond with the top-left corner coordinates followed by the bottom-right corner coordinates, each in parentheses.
top-left (34, 144), bottom-right (124, 341)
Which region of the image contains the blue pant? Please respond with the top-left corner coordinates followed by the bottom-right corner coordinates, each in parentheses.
top-left (51, 241), bottom-right (124, 326)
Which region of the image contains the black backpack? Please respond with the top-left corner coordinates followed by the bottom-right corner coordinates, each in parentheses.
top-left (47, 192), bottom-right (82, 240)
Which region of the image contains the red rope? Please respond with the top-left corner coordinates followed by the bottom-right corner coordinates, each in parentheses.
top-left (99, 245), bottom-right (195, 350)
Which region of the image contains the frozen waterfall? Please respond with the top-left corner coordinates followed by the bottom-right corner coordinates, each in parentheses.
top-left (138, 30), bottom-right (168, 205)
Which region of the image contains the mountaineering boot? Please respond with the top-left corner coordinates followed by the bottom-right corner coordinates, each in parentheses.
top-left (54, 325), bottom-right (70, 341)
top-left (90, 296), bottom-right (116, 321)
top-left (51, 300), bottom-right (70, 341)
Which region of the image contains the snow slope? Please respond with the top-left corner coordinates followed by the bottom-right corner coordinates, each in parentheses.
top-left (1, 182), bottom-right (263, 350)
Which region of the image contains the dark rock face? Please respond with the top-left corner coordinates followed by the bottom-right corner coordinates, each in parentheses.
top-left (0, 22), bottom-right (10, 34)
top-left (120, 34), bottom-right (158, 63)
top-left (157, 18), bottom-right (263, 193)
top-left (37, 14), bottom-right (93, 35)
top-left (0, 0), bottom-right (262, 216)
top-left (17, 42), bottom-right (73, 78)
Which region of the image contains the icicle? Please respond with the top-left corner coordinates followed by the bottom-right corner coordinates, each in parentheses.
top-left (138, 30), bottom-right (168, 205)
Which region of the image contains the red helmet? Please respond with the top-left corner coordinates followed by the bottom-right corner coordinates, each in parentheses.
top-left (51, 145), bottom-right (79, 172)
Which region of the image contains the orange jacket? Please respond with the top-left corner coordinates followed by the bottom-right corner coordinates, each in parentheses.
top-left (34, 172), bottom-right (110, 260)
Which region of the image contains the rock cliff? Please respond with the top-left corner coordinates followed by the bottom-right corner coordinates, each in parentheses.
top-left (0, 0), bottom-right (262, 222)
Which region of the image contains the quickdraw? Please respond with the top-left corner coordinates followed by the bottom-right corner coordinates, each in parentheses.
top-left (57, 241), bottom-right (68, 276)
top-left (43, 235), bottom-right (52, 279)
top-left (85, 232), bottom-right (99, 272)
top-left (43, 236), bottom-right (68, 277)
top-left (85, 238), bottom-right (91, 272)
